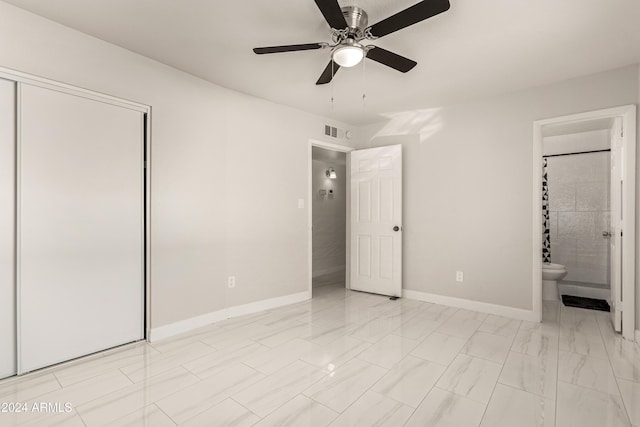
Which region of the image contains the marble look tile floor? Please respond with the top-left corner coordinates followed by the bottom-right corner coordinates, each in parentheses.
top-left (1, 283), bottom-right (639, 426)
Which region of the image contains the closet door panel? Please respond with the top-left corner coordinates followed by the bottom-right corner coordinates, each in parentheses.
top-left (19, 84), bottom-right (143, 373)
top-left (0, 79), bottom-right (16, 379)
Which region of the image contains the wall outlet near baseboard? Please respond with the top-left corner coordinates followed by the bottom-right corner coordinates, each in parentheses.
top-left (228, 276), bottom-right (236, 288)
top-left (456, 271), bottom-right (464, 282)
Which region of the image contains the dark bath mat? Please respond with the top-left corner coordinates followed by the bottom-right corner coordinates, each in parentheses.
top-left (561, 295), bottom-right (610, 312)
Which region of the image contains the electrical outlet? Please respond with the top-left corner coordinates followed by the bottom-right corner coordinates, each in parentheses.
top-left (456, 271), bottom-right (464, 282)
top-left (227, 276), bottom-right (236, 288)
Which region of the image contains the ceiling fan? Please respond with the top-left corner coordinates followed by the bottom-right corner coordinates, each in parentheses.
top-left (253, 0), bottom-right (450, 85)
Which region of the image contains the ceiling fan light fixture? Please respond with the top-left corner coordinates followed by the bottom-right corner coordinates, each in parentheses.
top-left (332, 43), bottom-right (364, 68)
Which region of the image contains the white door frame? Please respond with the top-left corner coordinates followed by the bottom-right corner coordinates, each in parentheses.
top-left (0, 67), bottom-right (152, 356)
top-left (532, 105), bottom-right (636, 340)
top-left (308, 139), bottom-right (354, 296)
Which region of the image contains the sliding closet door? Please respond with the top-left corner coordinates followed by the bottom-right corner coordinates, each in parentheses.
top-left (19, 84), bottom-right (144, 373)
top-left (0, 79), bottom-right (16, 379)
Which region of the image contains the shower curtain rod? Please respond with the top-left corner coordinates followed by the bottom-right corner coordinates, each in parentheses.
top-left (543, 148), bottom-right (610, 158)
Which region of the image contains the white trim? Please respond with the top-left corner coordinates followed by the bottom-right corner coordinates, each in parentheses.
top-left (0, 66), bottom-right (148, 113)
top-left (534, 106), bottom-right (636, 127)
top-left (620, 107), bottom-right (636, 340)
top-left (310, 139), bottom-right (355, 153)
top-left (634, 329), bottom-right (639, 343)
top-left (532, 105), bottom-right (636, 338)
top-left (148, 308), bottom-right (229, 343)
top-left (532, 123), bottom-right (543, 323)
top-left (403, 289), bottom-right (538, 322)
top-left (15, 83), bottom-right (22, 375)
top-left (149, 291), bottom-right (310, 342)
top-left (227, 291), bottom-right (310, 318)
top-left (308, 139), bottom-right (354, 297)
top-left (345, 153), bottom-right (351, 291)
top-left (144, 111), bottom-right (152, 342)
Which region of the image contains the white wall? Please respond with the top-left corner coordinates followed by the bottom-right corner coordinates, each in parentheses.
top-left (311, 148), bottom-right (346, 278)
top-left (0, 79), bottom-right (16, 378)
top-left (0, 2), bottom-right (354, 330)
top-left (356, 65), bottom-right (639, 312)
top-left (546, 152), bottom-right (610, 285)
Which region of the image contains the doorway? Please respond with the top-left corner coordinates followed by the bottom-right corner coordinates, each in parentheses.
top-left (310, 144), bottom-right (349, 296)
top-left (308, 140), bottom-right (404, 299)
top-left (543, 127), bottom-right (612, 303)
top-left (533, 105), bottom-right (636, 339)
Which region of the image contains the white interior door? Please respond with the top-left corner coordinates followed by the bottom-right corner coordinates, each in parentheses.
top-left (350, 145), bottom-right (402, 297)
top-left (0, 78), bottom-right (16, 379)
top-left (19, 84), bottom-right (144, 373)
top-left (610, 118), bottom-right (623, 332)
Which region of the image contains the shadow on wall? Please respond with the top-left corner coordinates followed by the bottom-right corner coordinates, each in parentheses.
top-left (374, 108), bottom-right (444, 143)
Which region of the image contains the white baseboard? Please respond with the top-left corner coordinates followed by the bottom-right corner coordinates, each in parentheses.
top-left (403, 289), bottom-right (538, 322)
top-left (149, 290), bottom-right (311, 342)
top-left (149, 308), bottom-right (229, 342)
top-left (227, 291), bottom-right (310, 318)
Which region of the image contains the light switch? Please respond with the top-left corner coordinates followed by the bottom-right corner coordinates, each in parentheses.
top-left (298, 199), bottom-right (305, 209)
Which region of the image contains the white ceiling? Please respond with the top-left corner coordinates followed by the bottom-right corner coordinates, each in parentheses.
top-left (5, 0), bottom-right (640, 125)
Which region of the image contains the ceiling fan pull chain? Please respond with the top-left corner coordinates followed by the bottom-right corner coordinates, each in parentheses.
top-left (362, 55), bottom-right (367, 106)
top-left (330, 60), bottom-right (335, 110)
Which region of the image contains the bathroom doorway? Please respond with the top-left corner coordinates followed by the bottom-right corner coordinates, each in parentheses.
top-left (308, 140), bottom-right (353, 297)
top-left (533, 105), bottom-right (636, 339)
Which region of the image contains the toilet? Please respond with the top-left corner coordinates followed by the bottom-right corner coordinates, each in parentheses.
top-left (542, 262), bottom-right (567, 301)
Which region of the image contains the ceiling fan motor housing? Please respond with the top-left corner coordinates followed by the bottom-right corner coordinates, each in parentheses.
top-left (341, 6), bottom-right (368, 38)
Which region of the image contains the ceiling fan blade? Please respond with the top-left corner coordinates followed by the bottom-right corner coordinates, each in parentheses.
top-left (314, 0), bottom-right (348, 30)
top-left (366, 47), bottom-right (417, 72)
top-left (367, 0), bottom-right (450, 38)
top-left (316, 60), bottom-right (340, 85)
top-left (253, 43), bottom-right (326, 54)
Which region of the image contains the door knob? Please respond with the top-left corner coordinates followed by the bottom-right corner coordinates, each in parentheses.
top-left (393, 226), bottom-right (400, 232)
top-left (603, 231), bottom-right (612, 238)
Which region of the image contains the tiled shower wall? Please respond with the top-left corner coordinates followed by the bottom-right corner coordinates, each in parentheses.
top-left (546, 152), bottom-right (610, 285)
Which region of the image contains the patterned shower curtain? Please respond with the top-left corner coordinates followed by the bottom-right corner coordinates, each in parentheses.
top-left (542, 158), bottom-right (550, 263)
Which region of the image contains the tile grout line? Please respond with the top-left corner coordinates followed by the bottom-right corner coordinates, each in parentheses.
top-left (227, 396), bottom-right (262, 423)
top-left (595, 309), bottom-right (634, 425)
top-left (154, 403), bottom-right (177, 426)
top-left (476, 319), bottom-right (520, 427)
